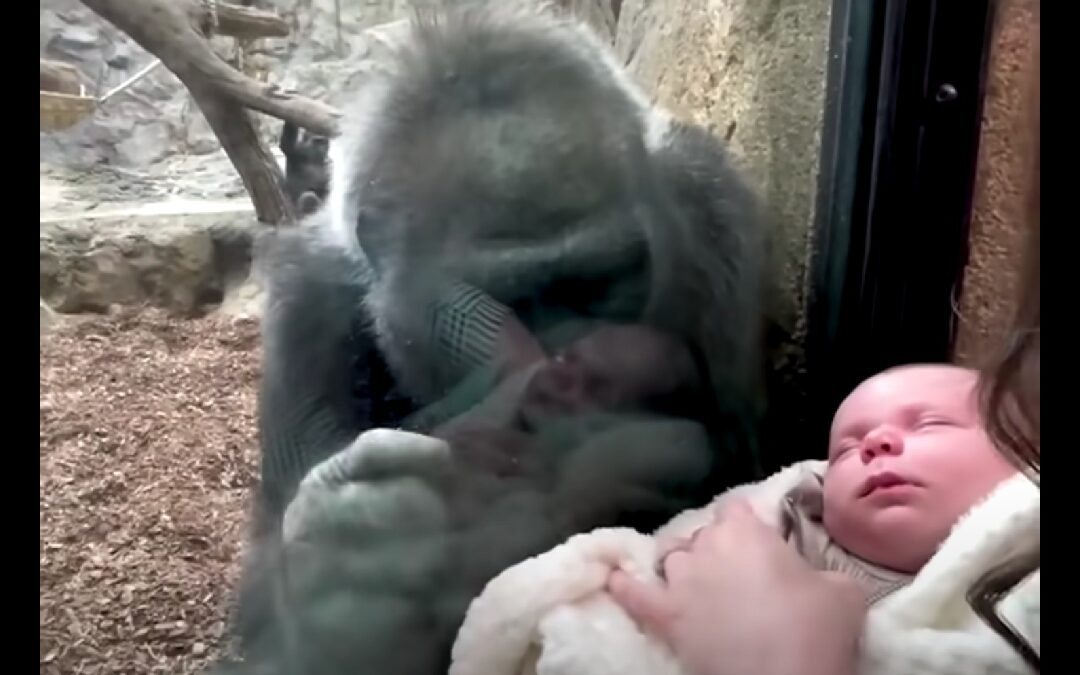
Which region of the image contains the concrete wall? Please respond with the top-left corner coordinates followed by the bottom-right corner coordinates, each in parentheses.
top-left (615, 0), bottom-right (834, 342)
top-left (954, 0), bottom-right (1039, 366)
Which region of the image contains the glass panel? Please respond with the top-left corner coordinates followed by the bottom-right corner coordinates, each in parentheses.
top-left (41, 2), bottom-right (852, 674)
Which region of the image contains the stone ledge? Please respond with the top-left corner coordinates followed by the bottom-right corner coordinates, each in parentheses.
top-left (40, 212), bottom-right (262, 317)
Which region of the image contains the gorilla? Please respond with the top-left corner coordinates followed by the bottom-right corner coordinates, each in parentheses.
top-left (216, 3), bottom-right (769, 674)
top-left (279, 120), bottom-right (330, 216)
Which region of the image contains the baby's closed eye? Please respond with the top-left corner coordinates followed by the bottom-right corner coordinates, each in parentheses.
top-left (915, 415), bottom-right (955, 429)
top-left (828, 442), bottom-right (858, 462)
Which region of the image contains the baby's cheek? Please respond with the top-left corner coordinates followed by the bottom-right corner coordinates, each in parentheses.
top-left (821, 466), bottom-right (860, 535)
top-left (822, 463), bottom-right (853, 502)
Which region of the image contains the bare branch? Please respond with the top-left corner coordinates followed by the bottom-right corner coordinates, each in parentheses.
top-left (189, 81), bottom-right (296, 224)
top-left (79, 0), bottom-right (341, 137)
top-left (77, 0), bottom-right (318, 224)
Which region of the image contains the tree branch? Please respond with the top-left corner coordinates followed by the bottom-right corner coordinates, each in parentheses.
top-left (190, 81), bottom-right (295, 224)
top-left (76, 0), bottom-right (321, 224)
top-left (79, 0), bottom-right (341, 137)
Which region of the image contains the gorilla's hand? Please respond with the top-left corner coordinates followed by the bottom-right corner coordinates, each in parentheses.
top-left (230, 429), bottom-right (464, 675)
top-left (438, 426), bottom-right (540, 479)
top-left (282, 429), bottom-right (455, 544)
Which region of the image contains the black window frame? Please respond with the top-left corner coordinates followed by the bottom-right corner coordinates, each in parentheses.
top-left (802, 0), bottom-right (999, 446)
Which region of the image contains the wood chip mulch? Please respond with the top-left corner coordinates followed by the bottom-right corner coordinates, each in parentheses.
top-left (40, 308), bottom-right (262, 675)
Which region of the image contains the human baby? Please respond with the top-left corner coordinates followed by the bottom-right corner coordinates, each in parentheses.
top-left (448, 363), bottom-right (1041, 675)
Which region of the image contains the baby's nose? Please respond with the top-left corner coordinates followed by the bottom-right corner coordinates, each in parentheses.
top-left (860, 427), bottom-right (903, 462)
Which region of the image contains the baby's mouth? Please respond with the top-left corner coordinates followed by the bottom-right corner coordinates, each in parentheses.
top-left (859, 472), bottom-right (916, 498)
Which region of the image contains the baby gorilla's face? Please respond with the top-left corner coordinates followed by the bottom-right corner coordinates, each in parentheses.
top-left (519, 325), bottom-right (696, 427)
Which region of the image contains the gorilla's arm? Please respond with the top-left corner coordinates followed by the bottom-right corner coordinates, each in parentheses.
top-left (256, 226), bottom-right (381, 519)
top-left (279, 120), bottom-right (299, 158)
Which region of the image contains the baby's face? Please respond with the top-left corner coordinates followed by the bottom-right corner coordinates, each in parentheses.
top-left (822, 365), bottom-right (1018, 573)
top-left (520, 325), bottom-right (695, 426)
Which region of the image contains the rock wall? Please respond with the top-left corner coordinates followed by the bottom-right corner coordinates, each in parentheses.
top-left (953, 0), bottom-right (1039, 367)
top-left (611, 0), bottom-right (834, 469)
top-left (40, 0), bottom-right (191, 169)
top-left (40, 215), bottom-right (261, 317)
top-left (615, 0), bottom-right (833, 342)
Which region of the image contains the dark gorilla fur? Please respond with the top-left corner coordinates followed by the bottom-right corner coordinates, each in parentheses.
top-left (279, 120), bottom-right (330, 216)
top-left (217, 3), bottom-right (769, 674)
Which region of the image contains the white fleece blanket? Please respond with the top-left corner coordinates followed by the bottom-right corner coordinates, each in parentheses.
top-left (449, 462), bottom-right (1040, 675)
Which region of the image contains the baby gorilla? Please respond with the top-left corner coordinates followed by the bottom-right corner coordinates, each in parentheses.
top-left (417, 322), bottom-right (708, 483)
top-left (519, 324), bottom-right (704, 428)
top-left (279, 121), bottom-right (330, 216)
